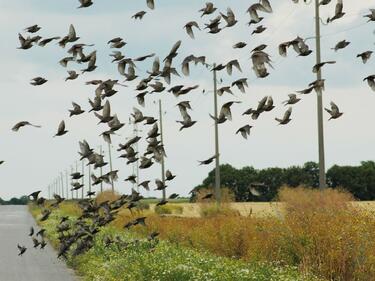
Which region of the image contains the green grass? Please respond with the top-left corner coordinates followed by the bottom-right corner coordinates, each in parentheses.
top-left (29, 204), bottom-right (323, 281)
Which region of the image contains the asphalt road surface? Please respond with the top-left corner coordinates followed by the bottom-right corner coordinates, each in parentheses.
top-left (0, 205), bottom-right (76, 281)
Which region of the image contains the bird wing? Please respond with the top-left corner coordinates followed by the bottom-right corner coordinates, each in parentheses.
top-left (58, 120), bottom-right (65, 133)
top-left (330, 101), bottom-right (339, 114)
top-left (261, 0), bottom-right (273, 13)
top-left (178, 105), bottom-right (191, 122)
top-left (168, 40), bottom-right (182, 57)
top-left (68, 24), bottom-right (76, 39)
top-left (146, 0), bottom-right (154, 9)
top-left (335, 1), bottom-right (343, 15)
top-left (103, 100), bottom-right (111, 118)
top-left (283, 107), bottom-right (292, 120)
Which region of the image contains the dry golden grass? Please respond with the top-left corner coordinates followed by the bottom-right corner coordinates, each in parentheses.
top-left (95, 190), bottom-right (121, 204)
top-left (110, 187), bottom-right (375, 281)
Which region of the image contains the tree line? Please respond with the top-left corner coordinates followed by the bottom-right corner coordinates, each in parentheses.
top-left (0, 196), bottom-right (28, 205)
top-left (193, 161), bottom-right (375, 201)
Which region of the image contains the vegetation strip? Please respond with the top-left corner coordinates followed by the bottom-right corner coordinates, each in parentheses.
top-left (29, 203), bottom-right (321, 281)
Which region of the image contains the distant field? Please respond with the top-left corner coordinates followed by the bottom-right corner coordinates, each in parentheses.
top-left (149, 201), bottom-right (375, 217)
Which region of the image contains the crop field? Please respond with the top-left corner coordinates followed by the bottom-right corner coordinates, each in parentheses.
top-left (149, 201), bottom-right (375, 218)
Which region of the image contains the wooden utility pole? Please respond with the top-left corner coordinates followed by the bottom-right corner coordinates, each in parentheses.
top-left (81, 160), bottom-right (85, 199)
top-left (314, 0), bottom-right (326, 189)
top-left (108, 143), bottom-right (114, 192)
top-left (60, 172), bottom-right (64, 198)
top-left (213, 64), bottom-right (221, 204)
top-left (75, 161), bottom-right (78, 199)
top-left (99, 145), bottom-right (103, 193)
top-left (65, 170), bottom-right (69, 200)
top-left (70, 165), bottom-right (74, 199)
top-left (88, 164), bottom-right (92, 198)
top-left (159, 99), bottom-right (166, 200)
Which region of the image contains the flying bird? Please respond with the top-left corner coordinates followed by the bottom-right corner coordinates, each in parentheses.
top-left (275, 107), bottom-right (292, 125)
top-left (282, 94), bottom-right (301, 105)
top-left (332, 40), bottom-right (350, 51)
top-left (364, 9), bottom-right (375, 22)
top-left (146, 0), bottom-right (155, 9)
top-left (132, 11), bottom-right (147, 20)
top-left (199, 2), bottom-right (217, 17)
top-left (363, 75), bottom-right (375, 92)
top-left (65, 70), bottom-right (79, 81)
top-left (236, 125), bottom-right (252, 139)
top-left (199, 155), bottom-right (216, 165)
top-left (325, 101), bottom-right (343, 120)
top-left (69, 102), bottom-right (85, 117)
top-left (327, 0), bottom-right (345, 23)
top-left (25, 24), bottom-right (41, 33)
top-left (54, 120), bottom-right (68, 137)
top-left (78, 0), bottom-right (93, 8)
top-left (17, 244), bottom-right (27, 256)
top-left (357, 51), bottom-right (373, 64)
top-left (184, 21), bottom-right (200, 39)
top-left (30, 77), bottom-right (47, 86)
top-left (312, 61), bottom-right (336, 73)
top-left (12, 121), bottom-right (41, 132)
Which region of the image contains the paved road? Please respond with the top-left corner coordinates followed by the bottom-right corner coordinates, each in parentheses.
top-left (0, 205), bottom-right (76, 281)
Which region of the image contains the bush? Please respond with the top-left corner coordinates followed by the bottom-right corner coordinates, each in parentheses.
top-left (155, 204), bottom-right (183, 215)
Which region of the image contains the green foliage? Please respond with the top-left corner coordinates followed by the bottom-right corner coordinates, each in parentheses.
top-left (327, 161), bottom-right (375, 200)
top-left (0, 195), bottom-right (28, 205)
top-left (154, 204), bottom-right (183, 215)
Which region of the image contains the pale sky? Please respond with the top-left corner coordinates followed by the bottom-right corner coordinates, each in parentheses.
top-left (0, 0), bottom-right (374, 199)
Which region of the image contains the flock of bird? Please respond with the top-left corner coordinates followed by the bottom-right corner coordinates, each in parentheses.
top-left (12, 0), bottom-right (375, 258)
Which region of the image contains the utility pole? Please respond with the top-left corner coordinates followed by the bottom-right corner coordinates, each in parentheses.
top-left (75, 161), bottom-right (79, 199)
top-left (314, 0), bottom-right (326, 189)
top-left (99, 146), bottom-right (103, 193)
top-left (128, 118), bottom-right (141, 192)
top-left (65, 170), bottom-right (69, 200)
top-left (81, 160), bottom-right (85, 199)
top-left (70, 165), bottom-right (74, 200)
top-left (56, 178), bottom-right (59, 197)
top-left (48, 185), bottom-right (50, 200)
top-left (159, 99), bottom-right (166, 200)
top-left (213, 64), bottom-right (221, 204)
top-left (88, 164), bottom-right (92, 198)
top-left (108, 143), bottom-right (114, 192)
top-left (60, 172), bottom-right (64, 198)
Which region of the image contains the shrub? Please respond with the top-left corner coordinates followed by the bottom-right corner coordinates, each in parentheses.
top-left (136, 201), bottom-right (150, 211)
top-left (155, 204), bottom-right (183, 215)
top-left (247, 187), bottom-right (375, 281)
top-left (95, 190), bottom-right (120, 205)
